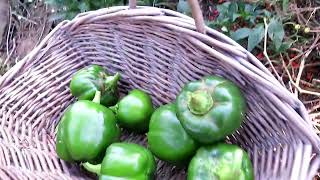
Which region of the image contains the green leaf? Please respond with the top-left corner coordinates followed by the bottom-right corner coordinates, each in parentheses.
top-left (232, 13), bottom-right (241, 22)
top-left (228, 2), bottom-right (239, 20)
top-left (260, 10), bottom-right (271, 17)
top-left (244, 4), bottom-right (255, 13)
top-left (221, 26), bottom-right (228, 32)
top-left (273, 36), bottom-right (282, 50)
top-left (276, 40), bottom-right (293, 53)
top-left (282, 0), bottom-right (289, 11)
top-left (65, 11), bottom-right (78, 20)
top-left (268, 18), bottom-right (285, 42)
top-left (79, 2), bottom-right (90, 12)
top-left (248, 24), bottom-right (264, 51)
top-left (230, 28), bottom-right (251, 41)
top-left (217, 2), bottom-right (231, 14)
top-left (177, 0), bottom-right (192, 16)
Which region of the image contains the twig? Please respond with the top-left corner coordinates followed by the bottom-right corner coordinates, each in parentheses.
top-left (288, 48), bottom-right (303, 53)
top-left (305, 62), bottom-right (320, 68)
top-left (304, 98), bottom-right (320, 104)
top-left (6, 6), bottom-right (12, 57)
top-left (293, 6), bottom-right (320, 13)
top-left (280, 53), bottom-right (320, 97)
top-left (263, 18), bottom-right (285, 87)
top-left (305, 8), bottom-right (317, 26)
top-left (310, 30), bottom-right (320, 33)
top-left (3, 39), bottom-right (16, 66)
top-left (11, 11), bottom-right (37, 25)
top-left (310, 112), bottom-right (320, 119)
top-left (308, 102), bottom-right (320, 113)
top-left (291, 83), bottom-right (320, 96)
top-left (295, 52), bottom-right (307, 96)
top-left (292, 35), bottom-right (320, 96)
top-left (280, 54), bottom-right (295, 93)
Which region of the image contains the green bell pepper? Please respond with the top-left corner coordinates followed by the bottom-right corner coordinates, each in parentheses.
top-left (111, 89), bottom-right (154, 133)
top-left (147, 103), bottom-right (198, 165)
top-left (83, 142), bottom-right (156, 180)
top-left (176, 75), bottom-right (246, 144)
top-left (70, 65), bottom-right (120, 107)
top-left (56, 91), bottom-right (120, 163)
top-left (188, 143), bottom-right (254, 180)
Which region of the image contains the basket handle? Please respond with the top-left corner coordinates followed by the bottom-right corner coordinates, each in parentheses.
top-left (128, 0), bottom-right (206, 34)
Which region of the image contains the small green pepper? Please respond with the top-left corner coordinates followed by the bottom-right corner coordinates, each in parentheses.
top-left (111, 89), bottom-right (154, 133)
top-left (56, 91), bottom-right (120, 163)
top-left (83, 142), bottom-right (156, 180)
top-left (176, 76), bottom-right (246, 144)
top-left (70, 65), bottom-right (120, 107)
top-left (147, 103), bottom-right (198, 165)
top-left (188, 143), bottom-right (254, 180)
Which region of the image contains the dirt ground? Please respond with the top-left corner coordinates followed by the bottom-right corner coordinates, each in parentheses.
top-left (0, 0), bottom-right (52, 74)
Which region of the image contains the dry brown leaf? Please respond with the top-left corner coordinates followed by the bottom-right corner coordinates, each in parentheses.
top-left (0, 0), bottom-right (9, 43)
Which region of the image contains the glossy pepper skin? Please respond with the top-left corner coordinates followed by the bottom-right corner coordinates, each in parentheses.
top-left (56, 91), bottom-right (120, 163)
top-left (111, 89), bottom-right (154, 133)
top-left (70, 65), bottom-right (120, 107)
top-left (187, 143), bottom-right (254, 180)
top-left (176, 76), bottom-right (246, 144)
top-left (83, 142), bottom-right (156, 180)
top-left (147, 103), bottom-right (198, 165)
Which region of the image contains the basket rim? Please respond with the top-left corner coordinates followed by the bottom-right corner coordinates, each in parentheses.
top-left (0, 5), bottom-right (319, 152)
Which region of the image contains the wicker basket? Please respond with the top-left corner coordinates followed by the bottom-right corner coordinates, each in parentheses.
top-left (0, 0), bottom-right (320, 179)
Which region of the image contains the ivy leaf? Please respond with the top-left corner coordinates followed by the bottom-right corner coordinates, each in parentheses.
top-left (228, 2), bottom-right (239, 21)
top-left (217, 2), bottom-right (231, 14)
top-left (230, 28), bottom-right (251, 41)
top-left (244, 4), bottom-right (255, 13)
top-left (232, 13), bottom-right (241, 22)
top-left (282, 0), bottom-right (289, 11)
top-left (248, 24), bottom-right (264, 51)
top-left (221, 26), bottom-right (228, 32)
top-left (268, 18), bottom-right (284, 42)
top-left (177, 0), bottom-right (192, 16)
top-left (275, 40), bottom-right (293, 53)
top-left (79, 2), bottom-right (90, 12)
top-left (260, 9), bottom-right (271, 17)
top-left (273, 36), bottom-right (282, 50)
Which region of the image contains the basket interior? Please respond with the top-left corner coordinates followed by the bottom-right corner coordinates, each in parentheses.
top-left (0, 8), bottom-right (318, 179)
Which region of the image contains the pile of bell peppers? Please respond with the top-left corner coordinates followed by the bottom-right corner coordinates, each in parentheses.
top-left (55, 65), bottom-right (254, 180)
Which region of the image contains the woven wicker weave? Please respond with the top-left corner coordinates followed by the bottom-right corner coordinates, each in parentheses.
top-left (0, 1), bottom-right (320, 179)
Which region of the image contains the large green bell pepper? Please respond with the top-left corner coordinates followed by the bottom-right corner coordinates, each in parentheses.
top-left (147, 103), bottom-right (198, 165)
top-left (56, 91), bottom-right (120, 163)
top-left (111, 89), bottom-right (154, 133)
top-left (176, 75), bottom-right (246, 144)
top-left (70, 65), bottom-right (120, 107)
top-left (188, 143), bottom-right (254, 180)
top-left (83, 142), bottom-right (156, 180)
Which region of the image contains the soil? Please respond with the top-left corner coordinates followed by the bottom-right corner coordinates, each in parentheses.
top-left (0, 0), bottom-right (52, 75)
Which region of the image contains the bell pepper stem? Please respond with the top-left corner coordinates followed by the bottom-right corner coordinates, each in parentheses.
top-left (109, 104), bottom-right (118, 114)
top-left (82, 162), bottom-right (101, 175)
top-left (187, 90), bottom-right (213, 115)
top-left (105, 72), bottom-right (121, 91)
top-left (92, 91), bottom-right (101, 104)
